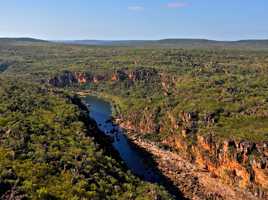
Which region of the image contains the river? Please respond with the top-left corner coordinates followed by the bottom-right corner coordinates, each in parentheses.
top-left (84, 95), bottom-right (161, 182)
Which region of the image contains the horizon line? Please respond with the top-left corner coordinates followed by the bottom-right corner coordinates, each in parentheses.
top-left (1, 36), bottom-right (268, 43)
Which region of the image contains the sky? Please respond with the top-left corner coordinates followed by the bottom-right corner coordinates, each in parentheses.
top-left (0, 0), bottom-right (267, 41)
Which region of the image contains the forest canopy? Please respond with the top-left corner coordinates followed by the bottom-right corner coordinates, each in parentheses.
top-left (0, 78), bottom-right (172, 199)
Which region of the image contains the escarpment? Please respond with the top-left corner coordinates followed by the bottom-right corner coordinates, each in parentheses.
top-left (119, 109), bottom-right (268, 198)
top-left (47, 67), bottom-right (162, 88)
top-left (47, 68), bottom-right (268, 198)
top-left (186, 134), bottom-right (267, 198)
top-left (48, 71), bottom-right (79, 86)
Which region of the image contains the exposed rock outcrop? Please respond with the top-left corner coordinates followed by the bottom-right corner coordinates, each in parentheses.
top-left (118, 109), bottom-right (268, 198)
top-left (130, 135), bottom-right (260, 200)
top-left (75, 72), bottom-right (92, 83)
top-left (48, 71), bottom-right (78, 87)
top-left (48, 67), bottom-right (161, 87)
top-left (111, 70), bottom-right (128, 81)
top-left (173, 133), bottom-right (268, 198)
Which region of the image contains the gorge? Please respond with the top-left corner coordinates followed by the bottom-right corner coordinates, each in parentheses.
top-left (1, 40), bottom-right (268, 199)
top-left (81, 93), bottom-right (265, 200)
top-left (47, 68), bottom-right (268, 199)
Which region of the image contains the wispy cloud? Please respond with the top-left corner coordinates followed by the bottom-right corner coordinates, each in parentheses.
top-left (128, 6), bottom-right (144, 12)
top-left (167, 2), bottom-right (188, 9)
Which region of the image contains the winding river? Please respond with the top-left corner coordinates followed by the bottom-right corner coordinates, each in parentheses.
top-left (84, 95), bottom-right (161, 182)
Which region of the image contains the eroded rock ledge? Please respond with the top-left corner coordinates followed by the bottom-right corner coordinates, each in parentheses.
top-left (128, 134), bottom-right (261, 200)
top-left (117, 115), bottom-right (268, 199)
top-left (48, 68), bottom-right (160, 87)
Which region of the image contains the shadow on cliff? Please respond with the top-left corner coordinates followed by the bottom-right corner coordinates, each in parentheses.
top-left (127, 139), bottom-right (187, 200)
top-left (89, 122), bottom-right (187, 199)
top-left (71, 95), bottom-right (187, 200)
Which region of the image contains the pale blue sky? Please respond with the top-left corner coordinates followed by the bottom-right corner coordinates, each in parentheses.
top-left (0, 0), bottom-right (267, 40)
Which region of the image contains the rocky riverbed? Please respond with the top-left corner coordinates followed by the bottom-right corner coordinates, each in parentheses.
top-left (128, 135), bottom-right (261, 200)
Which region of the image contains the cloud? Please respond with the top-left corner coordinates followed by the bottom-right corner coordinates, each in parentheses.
top-left (167, 2), bottom-right (188, 9)
top-left (128, 6), bottom-right (144, 12)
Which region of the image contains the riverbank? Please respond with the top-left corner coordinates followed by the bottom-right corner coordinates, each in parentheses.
top-left (83, 95), bottom-right (187, 199)
top-left (127, 133), bottom-right (260, 200)
top-left (79, 92), bottom-right (261, 199)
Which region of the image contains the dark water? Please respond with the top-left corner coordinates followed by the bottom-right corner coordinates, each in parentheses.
top-left (84, 95), bottom-right (160, 182)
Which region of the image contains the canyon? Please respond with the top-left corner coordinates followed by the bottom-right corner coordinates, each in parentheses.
top-left (48, 70), bottom-right (268, 199)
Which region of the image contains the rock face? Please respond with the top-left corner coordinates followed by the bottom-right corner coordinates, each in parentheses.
top-left (111, 70), bottom-right (128, 81)
top-left (48, 71), bottom-right (78, 87)
top-left (48, 68), bottom-right (159, 87)
top-left (119, 109), bottom-right (268, 198)
top-left (166, 111), bottom-right (267, 198)
top-left (75, 72), bottom-right (91, 84)
top-left (173, 133), bottom-right (268, 198)
top-left (130, 136), bottom-right (259, 200)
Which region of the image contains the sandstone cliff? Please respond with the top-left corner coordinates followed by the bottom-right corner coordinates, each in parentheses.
top-left (48, 70), bottom-right (268, 199)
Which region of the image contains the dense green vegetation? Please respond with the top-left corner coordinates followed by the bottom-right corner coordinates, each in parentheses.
top-left (1, 38), bottom-right (268, 199)
top-left (1, 40), bottom-right (268, 142)
top-left (0, 78), bottom-right (172, 199)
